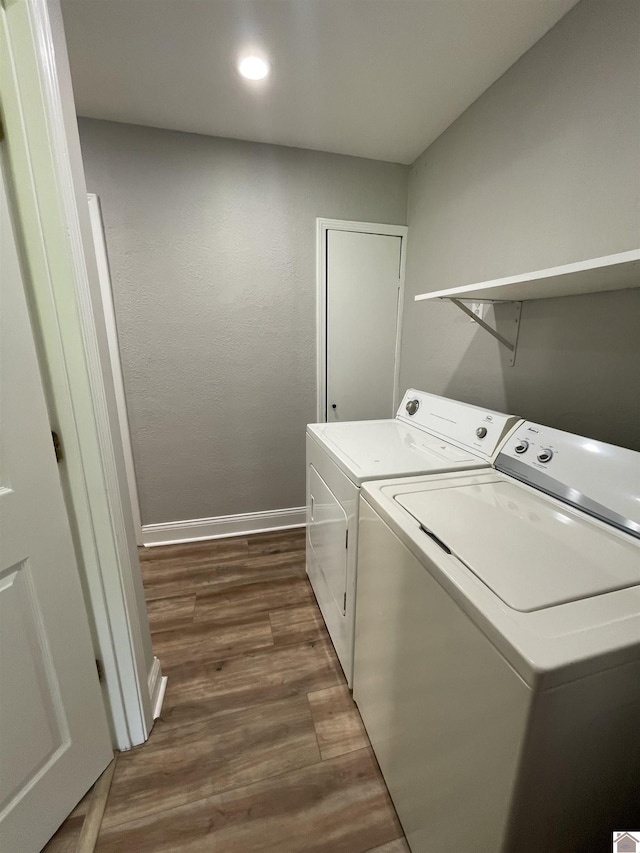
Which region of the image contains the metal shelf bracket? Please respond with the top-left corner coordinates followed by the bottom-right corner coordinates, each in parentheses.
top-left (450, 298), bottom-right (522, 366)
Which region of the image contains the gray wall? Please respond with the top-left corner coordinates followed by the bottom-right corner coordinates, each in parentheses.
top-left (78, 119), bottom-right (408, 524)
top-left (400, 0), bottom-right (640, 450)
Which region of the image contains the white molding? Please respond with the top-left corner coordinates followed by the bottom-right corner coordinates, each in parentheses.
top-left (315, 218), bottom-right (408, 422)
top-left (2, 0), bottom-right (156, 750)
top-left (142, 507), bottom-right (306, 547)
top-left (147, 657), bottom-right (168, 721)
top-left (87, 194), bottom-right (143, 546)
top-left (393, 229), bottom-right (408, 412)
top-left (71, 197), bottom-right (152, 748)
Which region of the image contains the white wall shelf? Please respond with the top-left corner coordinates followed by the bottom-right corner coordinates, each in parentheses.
top-left (414, 249), bottom-right (640, 367)
top-left (414, 249), bottom-right (640, 304)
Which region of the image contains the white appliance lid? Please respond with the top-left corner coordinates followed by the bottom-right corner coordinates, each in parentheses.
top-left (309, 420), bottom-right (480, 481)
top-left (396, 480), bottom-right (640, 612)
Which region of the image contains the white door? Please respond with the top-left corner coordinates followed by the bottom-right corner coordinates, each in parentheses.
top-left (326, 229), bottom-right (403, 422)
top-left (0, 167), bottom-right (112, 851)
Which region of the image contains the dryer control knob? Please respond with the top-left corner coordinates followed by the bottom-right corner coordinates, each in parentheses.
top-left (406, 399), bottom-right (420, 416)
top-left (514, 440), bottom-right (529, 454)
top-left (475, 427), bottom-right (488, 439)
top-left (537, 448), bottom-right (553, 463)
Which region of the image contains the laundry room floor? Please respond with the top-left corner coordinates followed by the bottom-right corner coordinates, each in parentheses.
top-left (46, 528), bottom-right (408, 853)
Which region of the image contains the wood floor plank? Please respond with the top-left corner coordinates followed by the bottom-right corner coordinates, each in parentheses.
top-left (139, 536), bottom-right (250, 600)
top-left (138, 536), bottom-right (248, 563)
top-left (101, 696), bottom-right (321, 830)
top-left (140, 549), bottom-right (306, 601)
top-left (139, 549), bottom-right (252, 574)
top-left (308, 684), bottom-right (369, 760)
top-left (95, 749), bottom-right (402, 853)
top-left (152, 612), bottom-right (273, 670)
top-left (81, 530), bottom-right (408, 851)
top-left (158, 637), bottom-right (345, 729)
top-left (140, 558), bottom-right (241, 602)
top-left (212, 549), bottom-right (307, 588)
top-left (193, 575), bottom-right (313, 624)
top-left (269, 600), bottom-right (330, 646)
top-left (145, 594), bottom-right (196, 633)
top-left (366, 840), bottom-right (411, 853)
top-left (42, 815), bottom-right (85, 853)
top-left (246, 528), bottom-right (306, 556)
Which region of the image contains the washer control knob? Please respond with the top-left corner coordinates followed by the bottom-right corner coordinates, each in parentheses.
top-left (537, 448), bottom-right (553, 463)
top-left (514, 440), bottom-right (529, 454)
top-left (475, 427), bottom-right (488, 439)
top-left (406, 399), bottom-right (420, 416)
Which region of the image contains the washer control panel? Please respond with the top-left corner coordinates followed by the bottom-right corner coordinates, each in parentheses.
top-left (498, 424), bottom-right (570, 473)
top-left (512, 439), bottom-right (554, 464)
top-left (495, 421), bottom-right (640, 536)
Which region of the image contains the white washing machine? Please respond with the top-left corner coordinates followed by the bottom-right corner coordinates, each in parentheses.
top-left (306, 389), bottom-right (520, 686)
top-left (353, 422), bottom-right (640, 853)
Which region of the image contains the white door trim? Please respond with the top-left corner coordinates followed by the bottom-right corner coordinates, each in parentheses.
top-left (315, 218), bottom-right (408, 423)
top-left (1, 0), bottom-right (160, 750)
top-left (88, 194), bottom-right (144, 546)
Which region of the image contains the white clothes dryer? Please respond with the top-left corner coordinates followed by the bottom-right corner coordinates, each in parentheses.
top-left (353, 422), bottom-right (640, 853)
top-left (305, 389), bottom-right (520, 685)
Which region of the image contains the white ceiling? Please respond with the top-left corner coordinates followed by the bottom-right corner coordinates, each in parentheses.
top-left (60, 0), bottom-right (579, 165)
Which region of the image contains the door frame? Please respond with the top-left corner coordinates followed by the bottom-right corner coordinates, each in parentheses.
top-left (1, 0), bottom-right (162, 750)
top-left (88, 193), bottom-right (144, 546)
top-left (315, 218), bottom-right (408, 423)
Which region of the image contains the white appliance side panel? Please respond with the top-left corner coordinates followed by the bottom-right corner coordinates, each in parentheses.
top-left (506, 658), bottom-right (640, 852)
top-left (306, 436), bottom-right (360, 684)
top-left (308, 466), bottom-right (348, 615)
top-left (353, 499), bottom-right (531, 853)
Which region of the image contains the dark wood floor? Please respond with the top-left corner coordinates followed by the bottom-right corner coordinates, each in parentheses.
top-left (87, 529), bottom-right (408, 852)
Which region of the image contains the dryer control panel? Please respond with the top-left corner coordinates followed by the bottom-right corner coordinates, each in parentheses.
top-left (495, 422), bottom-right (640, 537)
top-left (396, 389), bottom-right (519, 460)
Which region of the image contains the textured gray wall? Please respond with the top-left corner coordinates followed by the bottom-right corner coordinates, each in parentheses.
top-left (78, 119), bottom-right (408, 524)
top-left (400, 0), bottom-right (640, 450)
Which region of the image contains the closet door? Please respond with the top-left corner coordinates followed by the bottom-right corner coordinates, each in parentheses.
top-left (326, 229), bottom-right (402, 422)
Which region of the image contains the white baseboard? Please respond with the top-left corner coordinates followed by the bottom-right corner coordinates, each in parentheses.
top-left (141, 506), bottom-right (306, 547)
top-left (152, 676), bottom-right (168, 720)
top-left (147, 656), bottom-right (167, 721)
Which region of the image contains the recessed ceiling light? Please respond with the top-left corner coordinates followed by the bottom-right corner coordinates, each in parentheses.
top-left (238, 56), bottom-right (270, 81)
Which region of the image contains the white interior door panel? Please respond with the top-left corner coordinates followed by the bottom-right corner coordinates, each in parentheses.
top-left (0, 161), bottom-right (112, 852)
top-left (326, 229), bottom-right (402, 422)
